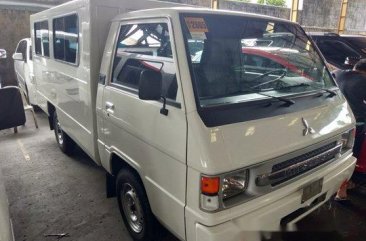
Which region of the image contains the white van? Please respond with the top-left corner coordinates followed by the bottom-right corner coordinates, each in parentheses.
top-left (12, 38), bottom-right (36, 105)
top-left (30, 1), bottom-right (357, 240)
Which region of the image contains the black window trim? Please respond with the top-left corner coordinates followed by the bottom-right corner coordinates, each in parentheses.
top-left (52, 12), bottom-right (80, 67)
top-left (107, 17), bottom-right (182, 109)
top-left (34, 20), bottom-right (50, 58)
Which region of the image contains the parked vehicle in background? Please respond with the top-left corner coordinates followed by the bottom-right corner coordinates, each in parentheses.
top-left (12, 38), bottom-right (35, 105)
top-left (341, 35), bottom-right (366, 56)
top-left (31, 1), bottom-right (357, 240)
top-left (0, 49), bottom-right (6, 59)
top-left (308, 32), bottom-right (365, 71)
top-left (192, 46), bottom-right (317, 81)
top-left (0, 171), bottom-right (15, 241)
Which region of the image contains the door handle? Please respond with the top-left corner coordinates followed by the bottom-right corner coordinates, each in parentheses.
top-left (105, 102), bottom-right (114, 115)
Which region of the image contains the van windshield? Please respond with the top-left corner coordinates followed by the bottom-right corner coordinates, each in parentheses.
top-left (180, 14), bottom-right (336, 107)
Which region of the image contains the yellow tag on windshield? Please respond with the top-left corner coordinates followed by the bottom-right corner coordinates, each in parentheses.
top-left (185, 17), bottom-right (208, 33)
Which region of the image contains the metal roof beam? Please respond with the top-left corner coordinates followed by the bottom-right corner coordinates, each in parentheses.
top-left (337, 0), bottom-right (348, 34)
top-left (290, 0), bottom-right (300, 22)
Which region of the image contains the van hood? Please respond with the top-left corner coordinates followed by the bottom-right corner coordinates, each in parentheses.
top-left (187, 97), bottom-right (354, 174)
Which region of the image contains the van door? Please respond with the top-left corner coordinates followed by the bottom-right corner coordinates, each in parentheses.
top-left (102, 19), bottom-right (187, 240)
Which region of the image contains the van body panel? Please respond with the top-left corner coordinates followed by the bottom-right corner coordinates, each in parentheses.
top-left (100, 84), bottom-right (187, 240)
top-left (96, 14), bottom-right (188, 240)
top-left (187, 97), bottom-right (353, 174)
top-left (185, 153), bottom-right (356, 241)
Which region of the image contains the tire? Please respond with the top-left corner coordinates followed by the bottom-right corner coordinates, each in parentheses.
top-left (116, 169), bottom-right (160, 241)
top-left (53, 112), bottom-right (74, 155)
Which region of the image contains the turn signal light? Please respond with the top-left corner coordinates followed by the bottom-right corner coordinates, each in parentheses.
top-left (201, 176), bottom-right (220, 195)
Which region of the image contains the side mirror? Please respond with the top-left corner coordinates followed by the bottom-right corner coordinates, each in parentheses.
top-left (139, 69), bottom-right (162, 101)
top-left (0, 49), bottom-right (6, 59)
top-left (12, 53), bottom-right (24, 61)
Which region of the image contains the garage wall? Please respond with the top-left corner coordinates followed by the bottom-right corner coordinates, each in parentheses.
top-left (345, 0), bottom-right (366, 34)
top-left (221, 0), bottom-right (290, 19)
top-left (166, 0), bottom-right (290, 19)
top-left (298, 0), bottom-right (341, 32)
top-left (0, 8), bottom-right (34, 86)
top-left (299, 0), bottom-right (366, 33)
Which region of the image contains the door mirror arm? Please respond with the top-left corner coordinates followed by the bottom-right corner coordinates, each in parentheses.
top-left (160, 96), bottom-right (168, 116)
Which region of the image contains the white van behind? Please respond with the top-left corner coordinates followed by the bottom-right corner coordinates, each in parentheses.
top-left (31, 1), bottom-right (357, 241)
top-left (12, 38), bottom-right (36, 105)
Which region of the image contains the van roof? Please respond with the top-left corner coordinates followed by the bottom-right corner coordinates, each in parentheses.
top-left (112, 7), bottom-right (295, 25)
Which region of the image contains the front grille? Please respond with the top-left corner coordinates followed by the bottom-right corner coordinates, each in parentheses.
top-left (256, 141), bottom-right (342, 187)
top-left (271, 142), bottom-right (339, 186)
top-left (272, 142), bottom-right (337, 172)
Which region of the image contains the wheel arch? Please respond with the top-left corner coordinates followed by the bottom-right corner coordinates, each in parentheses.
top-left (106, 153), bottom-right (146, 198)
top-left (47, 102), bottom-right (56, 130)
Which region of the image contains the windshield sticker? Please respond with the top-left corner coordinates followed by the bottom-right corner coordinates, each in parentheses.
top-left (190, 32), bottom-right (207, 40)
top-left (185, 17), bottom-right (208, 33)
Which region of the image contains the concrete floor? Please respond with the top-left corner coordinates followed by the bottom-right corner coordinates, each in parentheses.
top-left (0, 111), bottom-right (366, 241)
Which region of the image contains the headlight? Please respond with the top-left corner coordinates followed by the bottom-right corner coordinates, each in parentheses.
top-left (200, 169), bottom-right (249, 212)
top-left (340, 128), bottom-right (355, 153)
top-left (222, 170), bottom-right (249, 200)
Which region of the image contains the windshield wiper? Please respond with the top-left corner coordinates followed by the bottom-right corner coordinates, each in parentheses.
top-left (201, 86), bottom-right (295, 107)
top-left (278, 83), bottom-right (337, 97)
top-left (277, 83), bottom-right (311, 90)
top-left (253, 91), bottom-right (295, 107)
top-left (251, 69), bottom-right (288, 89)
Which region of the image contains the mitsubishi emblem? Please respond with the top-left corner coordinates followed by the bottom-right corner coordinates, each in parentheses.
top-left (302, 118), bottom-right (315, 136)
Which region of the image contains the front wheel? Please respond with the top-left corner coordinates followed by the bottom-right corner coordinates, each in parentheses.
top-left (116, 169), bottom-right (160, 241)
top-left (53, 112), bottom-right (74, 155)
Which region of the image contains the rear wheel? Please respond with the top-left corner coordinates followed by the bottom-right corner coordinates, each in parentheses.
top-left (116, 169), bottom-right (160, 241)
top-left (53, 112), bottom-right (74, 155)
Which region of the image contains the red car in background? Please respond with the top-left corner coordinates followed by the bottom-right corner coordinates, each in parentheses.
top-left (241, 47), bottom-right (315, 80)
top-left (192, 46), bottom-right (316, 81)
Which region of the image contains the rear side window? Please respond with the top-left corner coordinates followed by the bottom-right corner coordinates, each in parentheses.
top-left (34, 21), bottom-right (50, 57)
top-left (53, 14), bottom-right (79, 64)
top-left (111, 22), bottom-right (178, 100)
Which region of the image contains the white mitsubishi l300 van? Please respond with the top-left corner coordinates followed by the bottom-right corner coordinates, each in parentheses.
top-left (30, 1), bottom-right (356, 240)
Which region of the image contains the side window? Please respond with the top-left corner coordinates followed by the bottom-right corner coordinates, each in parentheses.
top-left (53, 14), bottom-right (79, 64)
top-left (34, 21), bottom-right (50, 57)
top-left (112, 22), bottom-right (178, 100)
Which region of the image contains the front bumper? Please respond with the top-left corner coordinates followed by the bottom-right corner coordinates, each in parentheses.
top-left (189, 154), bottom-right (356, 241)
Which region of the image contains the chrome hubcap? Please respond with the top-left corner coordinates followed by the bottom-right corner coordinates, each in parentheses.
top-left (121, 183), bottom-right (144, 233)
top-left (55, 117), bottom-right (64, 145)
